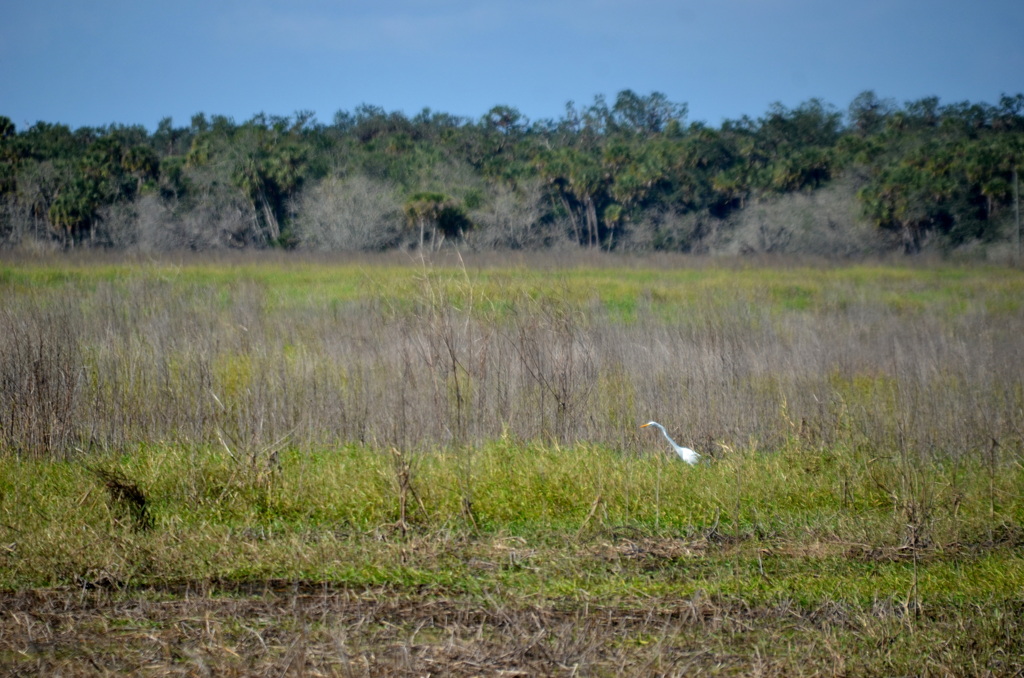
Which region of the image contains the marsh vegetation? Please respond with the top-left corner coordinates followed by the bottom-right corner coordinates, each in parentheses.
top-left (1, 254), bottom-right (1022, 675)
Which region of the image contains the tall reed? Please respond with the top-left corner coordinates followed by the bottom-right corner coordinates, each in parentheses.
top-left (1, 260), bottom-right (1021, 468)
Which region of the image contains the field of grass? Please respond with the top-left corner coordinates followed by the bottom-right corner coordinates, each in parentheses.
top-left (1, 252), bottom-right (1023, 676)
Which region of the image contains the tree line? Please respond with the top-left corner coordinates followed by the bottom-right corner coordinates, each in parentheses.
top-left (1, 90), bottom-right (1023, 254)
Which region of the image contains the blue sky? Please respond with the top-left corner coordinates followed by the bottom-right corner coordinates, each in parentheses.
top-left (3, 0), bottom-right (1022, 132)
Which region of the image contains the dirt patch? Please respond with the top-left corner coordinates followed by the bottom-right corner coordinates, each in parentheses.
top-left (0, 582), bottom-right (835, 676)
top-left (2, 578), bottom-right (1021, 676)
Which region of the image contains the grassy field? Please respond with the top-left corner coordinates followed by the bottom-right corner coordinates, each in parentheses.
top-left (1, 253), bottom-right (1023, 676)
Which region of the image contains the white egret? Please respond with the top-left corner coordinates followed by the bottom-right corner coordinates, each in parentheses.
top-left (640, 421), bottom-right (700, 465)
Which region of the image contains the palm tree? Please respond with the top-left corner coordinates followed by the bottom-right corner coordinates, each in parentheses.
top-left (121, 145), bottom-right (159, 195)
top-left (404, 192), bottom-right (454, 250)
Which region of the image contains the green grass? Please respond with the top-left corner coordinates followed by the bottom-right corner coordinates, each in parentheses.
top-left (2, 440), bottom-right (1022, 673)
top-left (2, 441), bottom-right (1020, 591)
top-left (4, 255), bottom-right (1023, 318)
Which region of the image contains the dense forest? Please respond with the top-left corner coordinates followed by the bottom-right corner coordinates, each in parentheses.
top-left (1, 90), bottom-right (1023, 256)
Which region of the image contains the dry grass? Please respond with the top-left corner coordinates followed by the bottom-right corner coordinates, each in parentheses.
top-left (2, 572), bottom-right (1021, 676)
top-left (1, 253), bottom-right (1022, 460)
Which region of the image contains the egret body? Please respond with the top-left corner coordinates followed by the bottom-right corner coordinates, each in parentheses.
top-left (640, 421), bottom-right (700, 465)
